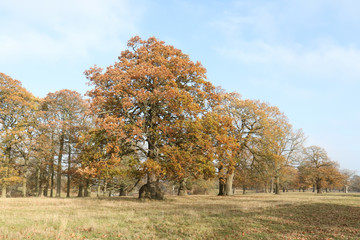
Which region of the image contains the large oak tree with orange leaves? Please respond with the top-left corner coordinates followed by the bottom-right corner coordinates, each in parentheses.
top-left (85, 36), bottom-right (217, 199)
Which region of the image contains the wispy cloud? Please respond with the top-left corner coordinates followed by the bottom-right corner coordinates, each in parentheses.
top-left (211, 0), bottom-right (360, 86)
top-left (0, 0), bottom-right (145, 63)
top-left (217, 40), bottom-right (360, 84)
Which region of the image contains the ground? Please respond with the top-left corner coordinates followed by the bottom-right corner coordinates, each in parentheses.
top-left (0, 192), bottom-right (359, 239)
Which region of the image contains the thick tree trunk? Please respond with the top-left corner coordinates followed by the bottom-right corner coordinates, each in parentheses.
top-left (264, 183), bottom-right (268, 193)
top-left (312, 184), bottom-right (316, 192)
top-left (56, 134), bottom-right (65, 197)
top-left (274, 176), bottom-right (280, 195)
top-left (242, 185), bottom-right (246, 194)
top-left (270, 178), bottom-right (274, 193)
top-left (316, 180), bottom-right (322, 194)
top-left (138, 132), bottom-right (165, 200)
top-left (78, 184), bottom-right (84, 197)
top-left (139, 173), bottom-right (164, 200)
top-left (66, 145), bottom-right (71, 198)
top-left (225, 172), bottom-right (234, 196)
top-left (218, 177), bottom-right (226, 196)
top-left (119, 187), bottom-right (127, 196)
top-left (178, 178), bottom-right (187, 196)
top-left (344, 185), bottom-right (349, 193)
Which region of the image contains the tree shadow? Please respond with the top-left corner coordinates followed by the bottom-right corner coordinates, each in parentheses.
top-left (75, 195), bottom-right (360, 239)
top-left (155, 200), bottom-right (360, 239)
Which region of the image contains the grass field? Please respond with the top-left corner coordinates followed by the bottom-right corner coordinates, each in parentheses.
top-left (0, 192), bottom-right (359, 239)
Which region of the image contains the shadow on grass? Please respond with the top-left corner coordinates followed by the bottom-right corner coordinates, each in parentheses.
top-left (152, 200), bottom-right (360, 239)
top-left (72, 195), bottom-right (360, 239)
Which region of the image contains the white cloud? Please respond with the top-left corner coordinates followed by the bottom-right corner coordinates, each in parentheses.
top-left (0, 0), bottom-right (145, 63)
top-left (212, 0), bottom-right (360, 85)
top-left (217, 40), bottom-right (360, 84)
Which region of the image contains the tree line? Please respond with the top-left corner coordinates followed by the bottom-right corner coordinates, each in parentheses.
top-left (0, 36), bottom-right (358, 199)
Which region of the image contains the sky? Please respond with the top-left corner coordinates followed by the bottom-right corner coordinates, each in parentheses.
top-left (1, 0), bottom-right (359, 173)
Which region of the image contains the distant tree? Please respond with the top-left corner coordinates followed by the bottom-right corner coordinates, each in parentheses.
top-left (340, 169), bottom-right (355, 193)
top-left (0, 73), bottom-right (36, 197)
top-left (350, 175), bottom-right (360, 192)
top-left (301, 146), bottom-right (335, 193)
top-left (42, 90), bottom-right (88, 197)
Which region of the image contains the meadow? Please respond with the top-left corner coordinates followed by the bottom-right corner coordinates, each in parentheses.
top-left (0, 192), bottom-right (359, 240)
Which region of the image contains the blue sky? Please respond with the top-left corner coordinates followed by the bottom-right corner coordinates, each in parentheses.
top-left (1, 0), bottom-right (359, 173)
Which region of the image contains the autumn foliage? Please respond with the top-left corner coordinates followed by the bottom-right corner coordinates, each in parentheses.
top-left (0, 37), bottom-right (354, 198)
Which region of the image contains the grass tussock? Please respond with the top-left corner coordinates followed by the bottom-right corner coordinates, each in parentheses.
top-left (0, 192), bottom-right (359, 239)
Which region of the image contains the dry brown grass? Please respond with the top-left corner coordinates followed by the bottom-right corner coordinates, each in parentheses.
top-left (0, 192), bottom-right (359, 239)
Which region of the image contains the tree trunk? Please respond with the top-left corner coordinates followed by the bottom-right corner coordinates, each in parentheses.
top-left (35, 166), bottom-right (40, 196)
top-left (44, 182), bottom-right (49, 197)
top-left (66, 144), bottom-right (71, 198)
top-left (138, 173), bottom-right (164, 200)
top-left (119, 187), bottom-right (127, 196)
top-left (270, 178), bottom-right (274, 193)
top-left (22, 178), bottom-right (27, 197)
top-left (218, 177), bottom-right (226, 196)
top-left (44, 167), bottom-right (49, 197)
top-left (84, 180), bottom-right (91, 197)
top-left (22, 156), bottom-right (28, 197)
top-left (138, 122), bottom-right (165, 200)
top-left (242, 185), bottom-right (246, 194)
top-left (264, 183), bottom-right (268, 193)
top-left (274, 176), bottom-right (280, 195)
top-left (39, 186), bottom-right (44, 197)
top-left (316, 180), bottom-right (322, 194)
top-left (56, 134), bottom-right (65, 197)
top-left (97, 183), bottom-right (101, 197)
top-left (312, 184), bottom-right (316, 192)
top-left (50, 159), bottom-right (55, 197)
top-left (78, 184), bottom-right (83, 197)
top-left (344, 185), bottom-right (349, 193)
top-left (1, 183), bottom-right (6, 198)
top-left (225, 172), bottom-right (234, 196)
top-left (103, 181), bottom-right (107, 197)
top-left (178, 178), bottom-right (187, 196)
